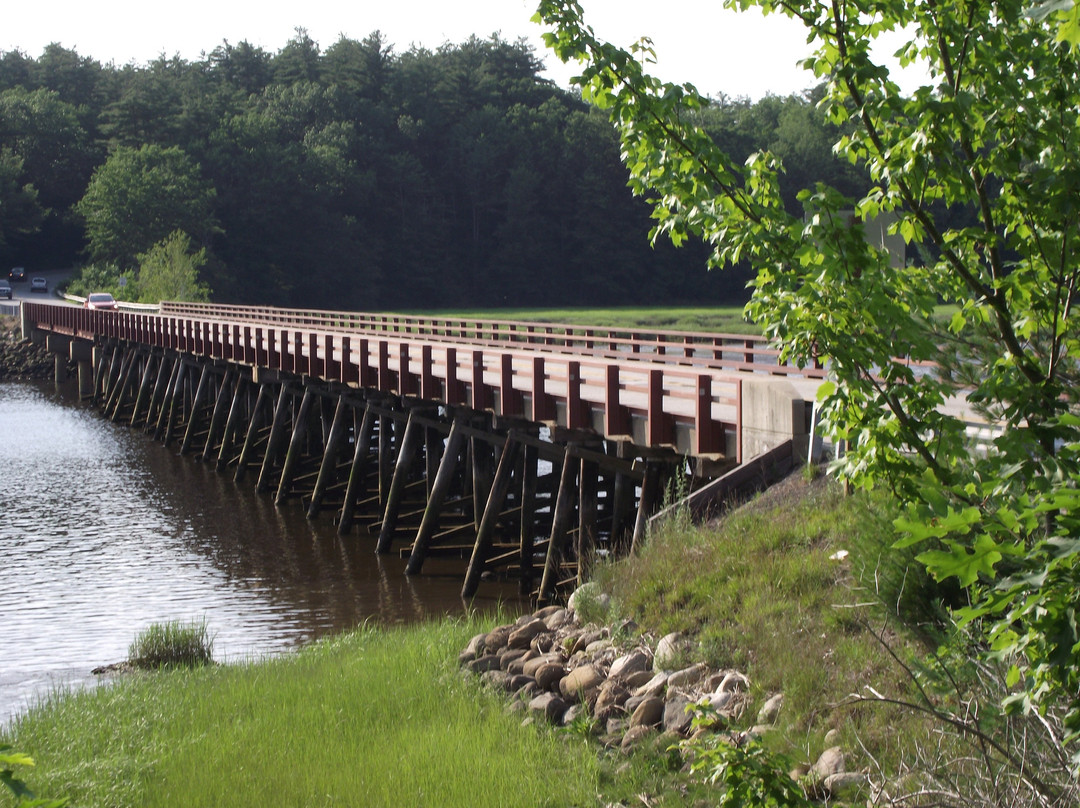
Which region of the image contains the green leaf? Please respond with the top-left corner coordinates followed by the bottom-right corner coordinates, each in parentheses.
top-left (917, 534), bottom-right (1003, 586)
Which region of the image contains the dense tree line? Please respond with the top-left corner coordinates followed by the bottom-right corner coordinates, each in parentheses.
top-left (0, 32), bottom-right (860, 309)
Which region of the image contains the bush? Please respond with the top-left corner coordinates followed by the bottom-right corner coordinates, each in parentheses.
top-left (127, 619), bottom-right (214, 669)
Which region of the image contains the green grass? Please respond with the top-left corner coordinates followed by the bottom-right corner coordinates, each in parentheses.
top-left (403, 305), bottom-right (761, 334)
top-left (127, 618), bottom-right (214, 669)
top-left (591, 475), bottom-right (927, 771)
top-left (3, 618), bottom-right (600, 808)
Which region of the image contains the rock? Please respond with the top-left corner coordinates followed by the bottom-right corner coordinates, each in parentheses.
top-left (534, 662), bottom-right (566, 692)
top-left (560, 664), bottom-right (604, 701)
top-left (621, 669), bottom-right (656, 691)
top-left (460, 632), bottom-right (487, 664)
top-left (757, 693), bottom-right (783, 725)
top-left (633, 672), bottom-right (669, 699)
top-left (531, 632), bottom-right (557, 654)
top-left (663, 694), bottom-right (695, 735)
top-left (584, 637), bottom-right (614, 656)
top-left (484, 624), bottom-right (514, 653)
top-left (570, 629), bottom-right (604, 655)
top-left (532, 604), bottom-right (563, 620)
top-left (522, 653), bottom-right (561, 678)
top-left (467, 654), bottom-right (502, 674)
top-left (506, 649), bottom-right (537, 676)
top-left (667, 662), bottom-right (708, 689)
top-left (629, 696), bottom-right (665, 728)
top-left (823, 772), bottom-right (868, 800)
top-left (498, 647), bottom-right (529, 670)
top-left (593, 680), bottom-right (630, 722)
top-left (506, 674), bottom-right (534, 692)
top-left (654, 632), bottom-right (687, 670)
top-left (717, 671), bottom-right (749, 693)
top-left (528, 692), bottom-right (569, 724)
top-left (562, 703), bottom-right (586, 727)
top-left (567, 581), bottom-right (610, 619)
top-left (620, 725), bottom-right (655, 753)
top-left (542, 608), bottom-right (572, 631)
top-left (823, 728), bottom-right (839, 746)
top-left (609, 649), bottom-right (651, 680)
top-left (481, 670), bottom-right (511, 690)
top-left (811, 746), bottom-right (845, 780)
top-left (508, 618), bottom-right (548, 649)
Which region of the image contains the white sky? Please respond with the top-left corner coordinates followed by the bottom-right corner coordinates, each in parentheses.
top-left (2, 0), bottom-right (835, 100)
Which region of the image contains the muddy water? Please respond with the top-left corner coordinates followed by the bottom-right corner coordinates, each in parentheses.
top-left (0, 380), bottom-right (522, 725)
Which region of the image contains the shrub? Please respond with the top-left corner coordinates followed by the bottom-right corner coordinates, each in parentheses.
top-left (127, 619), bottom-right (214, 669)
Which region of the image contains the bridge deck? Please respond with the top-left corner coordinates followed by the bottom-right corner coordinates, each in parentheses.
top-left (23, 300), bottom-right (826, 461)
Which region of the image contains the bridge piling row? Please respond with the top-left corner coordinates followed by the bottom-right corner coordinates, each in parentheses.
top-left (77, 339), bottom-right (682, 602)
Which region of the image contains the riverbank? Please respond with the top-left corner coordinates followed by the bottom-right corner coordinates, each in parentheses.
top-left (0, 316), bottom-right (56, 381)
top-left (4, 474), bottom-right (938, 807)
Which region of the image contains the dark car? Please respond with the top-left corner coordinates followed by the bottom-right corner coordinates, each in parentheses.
top-left (84, 292), bottom-right (117, 310)
top-left (29, 277), bottom-right (47, 293)
top-left (0, 281), bottom-right (11, 300)
top-left (9, 267), bottom-right (25, 282)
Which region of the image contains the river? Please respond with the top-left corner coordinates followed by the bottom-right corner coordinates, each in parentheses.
top-left (0, 379), bottom-right (520, 725)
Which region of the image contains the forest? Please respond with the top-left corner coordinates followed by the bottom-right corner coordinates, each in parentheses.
top-left (0, 31), bottom-right (864, 310)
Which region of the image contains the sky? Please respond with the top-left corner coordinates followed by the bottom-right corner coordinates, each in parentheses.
top-left (2, 0), bottom-right (833, 100)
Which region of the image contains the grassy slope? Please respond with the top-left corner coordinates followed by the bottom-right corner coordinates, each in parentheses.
top-left (4, 476), bottom-right (932, 808)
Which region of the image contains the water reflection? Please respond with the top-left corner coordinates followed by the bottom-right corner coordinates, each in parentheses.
top-left (0, 380), bottom-right (523, 724)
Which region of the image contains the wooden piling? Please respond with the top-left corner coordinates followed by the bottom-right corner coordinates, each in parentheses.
top-left (256, 384), bottom-right (292, 493)
top-left (179, 363), bottom-right (212, 454)
top-left (405, 415), bottom-right (468, 574)
top-left (235, 381), bottom-right (271, 481)
top-left (307, 393), bottom-right (350, 518)
top-left (375, 409), bottom-right (424, 554)
top-left (576, 458), bottom-right (599, 587)
top-left (216, 375), bottom-right (248, 470)
top-left (462, 433), bottom-right (521, 597)
top-left (202, 370), bottom-right (236, 463)
top-left (338, 403), bottom-right (375, 534)
top-left (630, 459), bottom-right (664, 554)
top-left (537, 447), bottom-right (578, 604)
top-left (275, 386), bottom-right (315, 504)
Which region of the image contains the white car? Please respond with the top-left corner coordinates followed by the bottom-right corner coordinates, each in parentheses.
top-left (29, 277), bottom-right (47, 293)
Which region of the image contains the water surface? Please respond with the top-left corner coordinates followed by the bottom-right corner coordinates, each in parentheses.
top-left (0, 380), bottom-right (519, 725)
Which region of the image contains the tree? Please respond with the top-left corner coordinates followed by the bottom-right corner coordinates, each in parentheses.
top-left (536, 0), bottom-right (1080, 775)
top-left (134, 229), bottom-right (211, 302)
top-left (75, 143), bottom-right (217, 269)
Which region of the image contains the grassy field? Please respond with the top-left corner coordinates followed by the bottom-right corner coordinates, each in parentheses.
top-left (3, 618), bottom-right (600, 808)
top-left (403, 305), bottom-right (760, 335)
top-left (2, 475), bottom-right (958, 808)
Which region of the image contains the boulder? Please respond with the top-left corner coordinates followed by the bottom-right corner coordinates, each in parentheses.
top-left (529, 692), bottom-right (569, 724)
top-left (609, 649), bottom-right (651, 680)
top-left (757, 693), bottom-right (783, 725)
top-left (811, 746), bottom-right (845, 780)
top-left (662, 694), bottom-right (695, 735)
top-left (522, 653), bottom-right (562, 678)
top-left (498, 647), bottom-right (529, 670)
top-left (484, 624), bottom-right (514, 653)
top-left (593, 680), bottom-right (630, 722)
top-left (542, 608), bottom-right (572, 631)
top-left (534, 662), bottom-right (566, 692)
top-left (620, 725), bottom-right (655, 753)
top-left (621, 669), bottom-right (656, 691)
top-left (654, 632), bottom-right (687, 670)
top-left (629, 696), bottom-right (665, 728)
top-left (467, 654), bottom-right (502, 674)
top-left (560, 664), bottom-right (604, 700)
top-left (633, 672), bottom-right (669, 699)
top-left (717, 671), bottom-right (749, 693)
top-left (508, 618), bottom-right (548, 649)
top-left (667, 662), bottom-right (708, 689)
top-left (823, 772), bottom-right (868, 801)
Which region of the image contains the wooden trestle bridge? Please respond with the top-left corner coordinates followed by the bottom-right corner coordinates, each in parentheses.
top-left (22, 300), bottom-right (820, 603)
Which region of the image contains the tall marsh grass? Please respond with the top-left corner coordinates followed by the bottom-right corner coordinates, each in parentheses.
top-left (127, 619), bottom-right (214, 669)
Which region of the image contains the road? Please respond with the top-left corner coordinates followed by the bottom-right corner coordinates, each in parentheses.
top-left (4, 267), bottom-right (75, 304)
